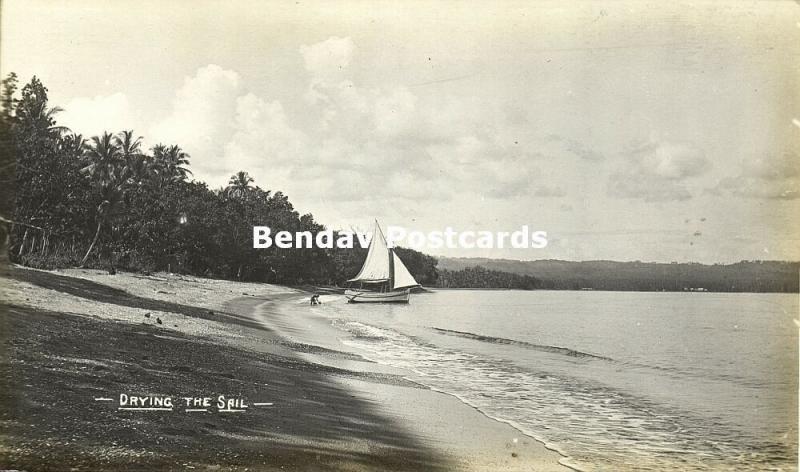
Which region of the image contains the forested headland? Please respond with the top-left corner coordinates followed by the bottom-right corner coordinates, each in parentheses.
top-left (0, 74), bottom-right (796, 293)
top-left (439, 258), bottom-right (799, 293)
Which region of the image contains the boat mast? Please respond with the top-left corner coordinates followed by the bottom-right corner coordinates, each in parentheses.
top-left (388, 248), bottom-right (395, 291)
top-left (374, 220), bottom-right (394, 291)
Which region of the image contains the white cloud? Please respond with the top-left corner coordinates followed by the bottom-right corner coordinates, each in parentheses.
top-left (300, 36), bottom-right (355, 80)
top-left (149, 64), bottom-right (242, 177)
top-left (608, 141), bottom-right (710, 201)
top-left (373, 87), bottom-right (418, 138)
top-left (535, 185), bottom-right (567, 197)
top-left (53, 39), bottom-right (586, 210)
top-left (289, 37), bottom-right (545, 202)
top-left (223, 93), bottom-right (307, 171)
top-left (638, 142), bottom-right (709, 180)
top-left (55, 39), bottom-right (611, 209)
top-left (608, 173), bottom-right (693, 202)
top-left (742, 153), bottom-right (798, 181)
top-left (59, 93), bottom-right (134, 137)
top-left (716, 152), bottom-right (799, 200)
top-left (543, 134), bottom-right (604, 161)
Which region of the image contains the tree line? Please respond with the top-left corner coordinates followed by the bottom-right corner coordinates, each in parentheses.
top-left (438, 258), bottom-right (799, 293)
top-left (1, 73), bottom-right (440, 286)
top-left (437, 266), bottom-right (541, 290)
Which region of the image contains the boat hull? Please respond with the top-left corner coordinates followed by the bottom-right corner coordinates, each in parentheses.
top-left (345, 288), bottom-right (411, 303)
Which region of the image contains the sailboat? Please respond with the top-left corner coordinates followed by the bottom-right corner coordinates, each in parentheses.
top-left (345, 221), bottom-right (419, 303)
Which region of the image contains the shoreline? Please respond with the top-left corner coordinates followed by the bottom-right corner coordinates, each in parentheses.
top-left (1, 266), bottom-right (567, 471)
top-left (236, 291), bottom-right (570, 471)
top-left (252, 296), bottom-right (568, 471)
top-left (249, 292), bottom-right (569, 472)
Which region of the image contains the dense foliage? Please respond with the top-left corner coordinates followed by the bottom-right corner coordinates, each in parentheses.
top-left (2, 74), bottom-right (436, 285)
top-left (437, 266), bottom-right (540, 290)
top-left (0, 74), bottom-right (17, 269)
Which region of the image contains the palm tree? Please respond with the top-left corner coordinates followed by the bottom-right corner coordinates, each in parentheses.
top-left (117, 130), bottom-right (142, 162)
top-left (150, 144), bottom-right (168, 186)
top-left (152, 143), bottom-right (192, 187)
top-left (225, 171), bottom-right (255, 199)
top-left (164, 144), bottom-right (192, 182)
top-left (124, 153), bottom-right (154, 187)
top-left (115, 130), bottom-right (151, 186)
top-left (79, 132), bottom-right (126, 266)
top-left (21, 102), bottom-right (68, 138)
top-left (57, 132), bottom-right (85, 157)
top-left (81, 132), bottom-right (123, 182)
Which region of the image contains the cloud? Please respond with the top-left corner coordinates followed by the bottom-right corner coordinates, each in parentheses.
top-left (543, 134), bottom-right (604, 161)
top-left (423, 135), bottom-right (540, 198)
top-left (75, 38), bottom-right (574, 207)
top-left (223, 93), bottom-right (307, 171)
top-left (59, 93), bottom-right (134, 137)
top-left (607, 173), bottom-right (693, 202)
top-left (373, 87), bottom-right (419, 139)
top-left (608, 141), bottom-right (710, 201)
top-left (300, 36), bottom-right (355, 79)
top-left (535, 185), bottom-right (567, 197)
top-left (149, 64), bottom-right (242, 176)
top-left (637, 142), bottom-right (709, 180)
top-left (715, 152), bottom-right (799, 200)
top-left (291, 37), bottom-right (547, 201)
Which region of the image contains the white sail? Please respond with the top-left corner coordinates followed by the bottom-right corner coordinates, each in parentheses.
top-left (392, 251), bottom-right (419, 289)
top-left (348, 223), bottom-right (390, 282)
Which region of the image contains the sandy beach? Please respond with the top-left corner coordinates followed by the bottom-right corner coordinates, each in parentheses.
top-left (0, 265), bottom-right (566, 471)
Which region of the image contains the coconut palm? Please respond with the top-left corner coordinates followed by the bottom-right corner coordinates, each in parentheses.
top-left (123, 153), bottom-right (154, 187)
top-left (117, 130), bottom-right (142, 161)
top-left (152, 143), bottom-right (192, 187)
top-left (57, 132), bottom-right (85, 157)
top-left (79, 132), bottom-right (126, 265)
top-left (115, 130), bottom-right (151, 186)
top-left (164, 144), bottom-right (192, 182)
top-left (225, 171), bottom-right (255, 199)
top-left (81, 132), bottom-right (124, 182)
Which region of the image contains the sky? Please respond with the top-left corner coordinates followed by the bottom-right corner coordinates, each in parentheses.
top-left (2, 0), bottom-right (799, 263)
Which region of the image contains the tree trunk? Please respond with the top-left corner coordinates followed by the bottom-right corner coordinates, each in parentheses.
top-left (81, 220), bottom-right (102, 266)
top-left (18, 229), bottom-right (28, 257)
top-left (0, 223), bottom-right (9, 273)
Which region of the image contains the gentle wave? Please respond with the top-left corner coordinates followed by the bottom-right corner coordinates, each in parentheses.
top-left (332, 318), bottom-right (795, 471)
top-left (430, 326), bottom-right (614, 361)
top-left (429, 326), bottom-right (768, 388)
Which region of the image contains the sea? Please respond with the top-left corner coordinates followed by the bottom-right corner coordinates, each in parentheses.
top-left (279, 290), bottom-right (798, 471)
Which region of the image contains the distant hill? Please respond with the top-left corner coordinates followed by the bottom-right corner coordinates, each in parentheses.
top-left (436, 258), bottom-right (800, 293)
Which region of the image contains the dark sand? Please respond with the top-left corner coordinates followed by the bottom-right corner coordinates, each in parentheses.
top-left (0, 267), bottom-right (566, 471)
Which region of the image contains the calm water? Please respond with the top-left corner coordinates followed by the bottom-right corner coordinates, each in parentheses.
top-left (299, 290), bottom-right (798, 471)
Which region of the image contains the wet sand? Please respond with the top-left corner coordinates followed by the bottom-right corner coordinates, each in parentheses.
top-left (0, 266), bottom-right (566, 471)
